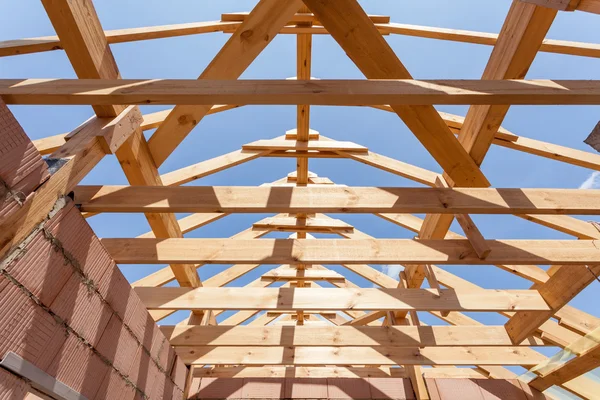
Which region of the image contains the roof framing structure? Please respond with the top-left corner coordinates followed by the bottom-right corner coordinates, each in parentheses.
top-left (1, 0), bottom-right (600, 399)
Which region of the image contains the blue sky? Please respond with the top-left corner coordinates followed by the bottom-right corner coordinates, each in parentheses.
top-left (2, 1), bottom-right (600, 393)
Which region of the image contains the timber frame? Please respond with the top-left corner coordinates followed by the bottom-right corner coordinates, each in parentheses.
top-left (1, 0), bottom-right (600, 399)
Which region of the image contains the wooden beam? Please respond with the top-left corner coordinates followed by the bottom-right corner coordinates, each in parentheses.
top-left (455, 213), bottom-right (491, 259)
top-left (5, 79), bottom-right (600, 107)
top-left (404, 0), bottom-right (558, 290)
top-left (528, 333), bottom-right (600, 391)
top-left (505, 265), bottom-right (600, 343)
top-left (161, 325), bottom-right (546, 347)
top-left (221, 12), bottom-right (391, 25)
top-left (382, 22), bottom-right (600, 58)
top-left (4, 19), bottom-right (600, 60)
top-left (0, 21), bottom-right (236, 57)
top-left (102, 238), bottom-right (600, 265)
top-left (193, 366), bottom-right (406, 378)
top-left (303, 0), bottom-right (488, 188)
top-left (146, 0), bottom-right (303, 167)
top-left (176, 345), bottom-right (547, 366)
top-left (135, 286), bottom-right (549, 312)
top-left (74, 185), bottom-right (600, 215)
top-left (253, 216), bottom-right (354, 233)
top-left (243, 138), bottom-right (368, 153)
top-left (261, 268), bottom-right (345, 282)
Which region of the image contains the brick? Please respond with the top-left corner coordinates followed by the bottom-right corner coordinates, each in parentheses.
top-left (0, 275), bottom-right (67, 371)
top-left (170, 355), bottom-right (189, 392)
top-left (284, 378), bottom-right (328, 399)
top-left (148, 370), bottom-right (168, 400)
top-left (50, 274), bottom-right (112, 347)
top-left (172, 385), bottom-right (185, 400)
top-left (94, 369), bottom-right (136, 400)
top-left (327, 378), bottom-right (372, 399)
top-left (517, 380), bottom-right (552, 400)
top-left (430, 378), bottom-right (485, 400)
top-left (369, 377), bottom-right (416, 399)
top-left (4, 228), bottom-right (74, 306)
top-left (187, 377), bottom-right (202, 400)
top-left (97, 261), bottom-right (139, 324)
top-left (150, 326), bottom-right (170, 371)
top-left (477, 379), bottom-right (528, 400)
top-left (45, 204), bottom-right (114, 284)
top-left (0, 366), bottom-right (29, 399)
top-left (241, 378), bottom-right (285, 399)
top-left (127, 346), bottom-right (160, 396)
top-left (128, 300), bottom-right (158, 351)
top-left (0, 98), bottom-right (48, 197)
top-left (197, 378), bottom-right (243, 399)
top-left (96, 313), bottom-right (140, 373)
top-left (47, 334), bottom-right (110, 400)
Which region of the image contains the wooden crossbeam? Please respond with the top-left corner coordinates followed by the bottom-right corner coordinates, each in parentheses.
top-left (161, 325), bottom-right (546, 347)
top-left (101, 238), bottom-right (600, 265)
top-left (4, 79), bottom-right (600, 106)
top-left (505, 265), bottom-right (600, 343)
top-left (175, 346), bottom-right (547, 366)
top-left (134, 287), bottom-right (549, 311)
top-left (404, 0), bottom-right (558, 291)
top-left (261, 268), bottom-right (346, 282)
top-left (253, 216), bottom-right (354, 233)
top-left (221, 12), bottom-right (391, 25)
top-left (3, 21), bottom-right (599, 60)
top-left (146, 0), bottom-right (303, 166)
top-left (193, 366), bottom-right (407, 378)
top-left (74, 185), bottom-right (600, 215)
top-left (242, 138), bottom-right (368, 153)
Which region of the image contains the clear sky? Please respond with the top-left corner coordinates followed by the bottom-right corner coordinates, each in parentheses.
top-left (2, 1), bottom-right (600, 395)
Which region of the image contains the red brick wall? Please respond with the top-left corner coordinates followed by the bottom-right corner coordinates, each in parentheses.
top-left (0, 100), bottom-right (187, 399)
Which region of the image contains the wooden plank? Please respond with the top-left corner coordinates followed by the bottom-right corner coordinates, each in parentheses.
top-left (243, 139), bottom-right (368, 153)
top-left (193, 366), bottom-right (406, 378)
top-left (161, 148), bottom-right (270, 186)
top-left (221, 12), bottom-right (391, 24)
top-left (261, 268), bottom-right (346, 282)
top-left (74, 185), bottom-right (600, 214)
top-left (176, 346), bottom-right (547, 366)
top-left (146, 0), bottom-right (303, 167)
top-left (102, 238), bottom-right (600, 265)
top-left (422, 368), bottom-right (488, 379)
top-left (161, 325), bottom-right (547, 347)
top-left (376, 106), bottom-right (600, 172)
top-left (505, 265), bottom-right (600, 343)
top-left (455, 213), bottom-right (491, 259)
top-left (303, 0), bottom-right (488, 188)
top-left (5, 79), bottom-right (600, 106)
top-left (4, 20), bottom-right (600, 59)
top-left (253, 216), bottom-right (354, 233)
top-left (382, 22), bottom-right (600, 58)
top-left (0, 21), bottom-right (236, 57)
top-left (134, 286), bottom-right (549, 312)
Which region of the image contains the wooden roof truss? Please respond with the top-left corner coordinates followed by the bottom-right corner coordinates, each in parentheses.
top-left (2, 0), bottom-right (600, 398)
